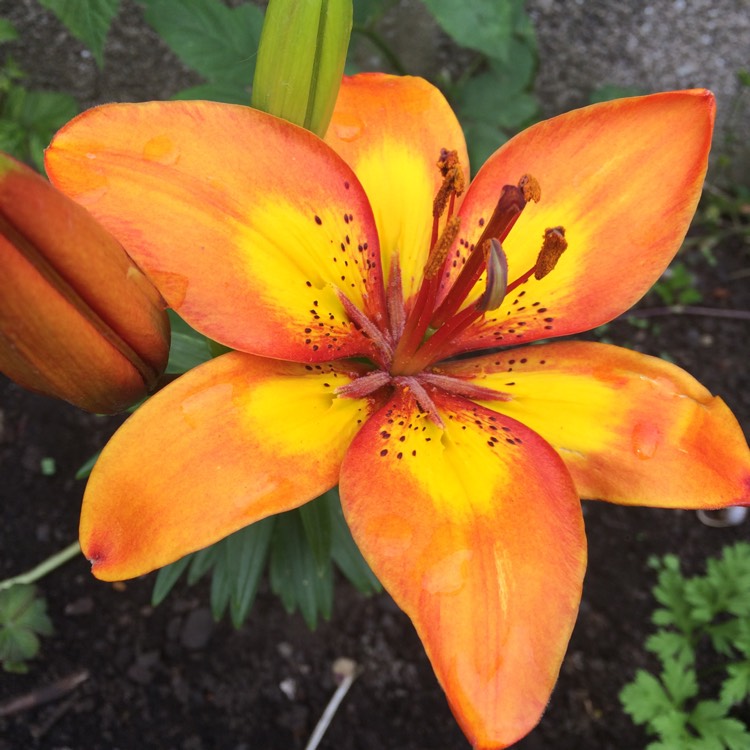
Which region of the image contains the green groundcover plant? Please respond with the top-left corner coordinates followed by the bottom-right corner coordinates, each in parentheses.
top-left (620, 542), bottom-right (750, 750)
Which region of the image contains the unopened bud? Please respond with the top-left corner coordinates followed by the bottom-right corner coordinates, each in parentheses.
top-left (251, 0), bottom-right (352, 137)
top-left (0, 153), bottom-right (169, 413)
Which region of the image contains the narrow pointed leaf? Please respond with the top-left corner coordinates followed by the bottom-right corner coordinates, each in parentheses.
top-left (151, 555), bottom-right (192, 606)
top-left (299, 494), bottom-right (333, 576)
top-left (227, 516), bottom-right (275, 628)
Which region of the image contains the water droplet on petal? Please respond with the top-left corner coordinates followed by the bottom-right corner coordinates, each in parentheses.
top-left (143, 135), bottom-right (180, 165)
top-left (363, 514), bottom-right (412, 557)
top-left (631, 422), bottom-right (660, 460)
top-left (331, 112), bottom-right (364, 142)
top-left (151, 270), bottom-right (190, 309)
top-left (422, 549), bottom-right (472, 595)
top-left (76, 185), bottom-right (108, 206)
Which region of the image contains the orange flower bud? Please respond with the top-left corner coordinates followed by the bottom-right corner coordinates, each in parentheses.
top-left (0, 152), bottom-right (169, 413)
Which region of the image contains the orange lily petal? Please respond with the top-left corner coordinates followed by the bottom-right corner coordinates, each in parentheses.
top-left (325, 74), bottom-right (470, 302)
top-left (441, 90), bottom-right (714, 353)
top-left (45, 101), bottom-right (386, 363)
top-left (339, 387), bottom-right (585, 749)
top-left (81, 352), bottom-right (369, 580)
top-left (438, 341), bottom-right (750, 508)
top-left (0, 152), bottom-right (169, 413)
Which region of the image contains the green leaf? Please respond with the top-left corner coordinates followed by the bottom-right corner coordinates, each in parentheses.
top-left (353, 0), bottom-right (391, 26)
top-left (0, 627), bottom-right (40, 670)
top-left (167, 331), bottom-right (212, 374)
top-left (620, 670), bottom-right (674, 725)
top-left (461, 121), bottom-right (508, 173)
top-left (0, 85), bottom-right (78, 170)
top-left (270, 511), bottom-right (333, 629)
top-left (720, 661), bottom-right (750, 707)
top-left (75, 451), bottom-right (100, 480)
top-left (646, 630), bottom-right (694, 665)
top-left (299, 494), bottom-right (332, 575)
top-left (421, 0), bottom-right (519, 60)
top-left (0, 585), bottom-right (53, 671)
top-left (661, 653), bottom-right (698, 707)
top-left (454, 41), bottom-right (539, 170)
top-left (210, 568), bottom-right (232, 620)
top-left (187, 545), bottom-right (219, 585)
top-left (139, 0), bottom-right (264, 88)
top-left (166, 310), bottom-right (211, 374)
top-left (21, 90), bottom-right (78, 169)
top-left (227, 517), bottom-right (274, 628)
top-left (689, 701), bottom-right (750, 750)
top-left (0, 19), bottom-right (18, 43)
top-left (327, 490), bottom-right (381, 595)
top-left (38, 0), bottom-right (120, 67)
top-left (151, 554), bottom-right (192, 606)
top-left (709, 619), bottom-right (743, 657)
top-left (209, 540), bottom-right (235, 620)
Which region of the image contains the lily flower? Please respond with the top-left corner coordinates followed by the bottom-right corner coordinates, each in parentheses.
top-left (45, 74), bottom-right (750, 748)
top-left (0, 152), bottom-right (169, 413)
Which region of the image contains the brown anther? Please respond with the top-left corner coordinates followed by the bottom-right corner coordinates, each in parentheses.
top-left (433, 149), bottom-right (466, 218)
top-left (519, 174), bottom-right (541, 204)
top-left (437, 148), bottom-right (460, 176)
top-left (424, 216), bottom-right (461, 278)
top-left (534, 226), bottom-right (567, 280)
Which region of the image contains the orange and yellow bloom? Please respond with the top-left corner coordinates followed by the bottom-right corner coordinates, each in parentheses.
top-left (44, 74), bottom-right (750, 748)
top-left (0, 152), bottom-right (169, 413)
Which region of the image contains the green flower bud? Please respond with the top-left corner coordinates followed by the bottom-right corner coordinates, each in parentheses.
top-left (251, 0), bottom-right (352, 137)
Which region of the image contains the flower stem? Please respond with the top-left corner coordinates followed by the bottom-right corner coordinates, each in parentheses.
top-left (0, 540), bottom-right (81, 590)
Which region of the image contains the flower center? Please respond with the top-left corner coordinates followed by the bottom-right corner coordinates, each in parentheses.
top-left (336, 150), bottom-right (567, 422)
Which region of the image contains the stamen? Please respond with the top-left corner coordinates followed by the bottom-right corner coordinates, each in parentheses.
top-left (476, 239), bottom-right (507, 312)
top-left (393, 376), bottom-right (445, 428)
top-left (519, 174), bottom-right (541, 204)
top-left (433, 149), bottom-right (466, 220)
top-left (336, 289), bottom-right (392, 368)
top-left (424, 216), bottom-right (461, 279)
top-left (386, 252), bottom-right (406, 342)
top-left (534, 226), bottom-right (567, 280)
top-left (504, 225), bottom-right (567, 294)
top-left (336, 369), bottom-right (391, 399)
top-left (418, 373), bottom-right (512, 402)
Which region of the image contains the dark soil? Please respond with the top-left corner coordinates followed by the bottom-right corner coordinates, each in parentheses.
top-left (2, 2), bottom-right (750, 749)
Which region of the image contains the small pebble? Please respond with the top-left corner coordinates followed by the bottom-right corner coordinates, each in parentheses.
top-left (279, 677), bottom-right (296, 700)
top-left (180, 608), bottom-right (214, 650)
top-left (65, 597), bottom-right (94, 616)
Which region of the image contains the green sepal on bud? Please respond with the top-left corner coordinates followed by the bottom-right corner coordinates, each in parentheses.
top-left (251, 0), bottom-right (352, 137)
